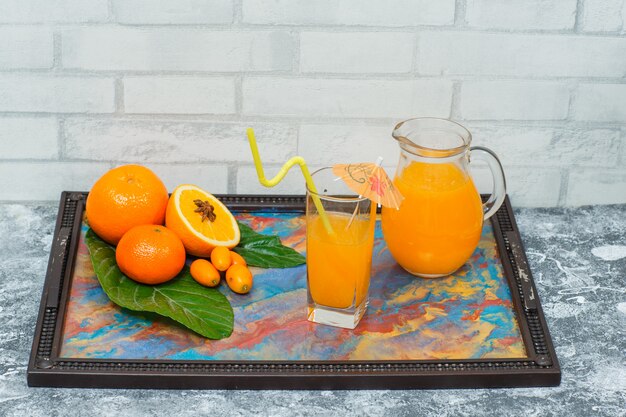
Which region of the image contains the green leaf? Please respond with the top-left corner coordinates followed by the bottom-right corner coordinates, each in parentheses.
top-left (233, 221), bottom-right (305, 268)
top-left (85, 228), bottom-right (233, 340)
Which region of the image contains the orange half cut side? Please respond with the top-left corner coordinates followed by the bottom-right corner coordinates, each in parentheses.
top-left (166, 184), bottom-right (240, 257)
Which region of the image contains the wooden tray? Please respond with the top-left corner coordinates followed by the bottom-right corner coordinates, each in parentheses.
top-left (27, 192), bottom-right (560, 389)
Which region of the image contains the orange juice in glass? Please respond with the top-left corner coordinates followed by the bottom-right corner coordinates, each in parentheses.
top-left (381, 118), bottom-right (506, 278)
top-left (306, 167), bottom-right (376, 329)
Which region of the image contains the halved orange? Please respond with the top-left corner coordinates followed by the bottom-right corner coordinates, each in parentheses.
top-left (165, 184), bottom-right (240, 257)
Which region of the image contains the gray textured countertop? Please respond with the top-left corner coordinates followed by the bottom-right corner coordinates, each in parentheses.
top-left (1, 202), bottom-right (625, 416)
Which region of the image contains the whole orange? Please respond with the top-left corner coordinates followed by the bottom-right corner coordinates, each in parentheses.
top-left (86, 165), bottom-right (169, 245)
top-left (115, 225), bottom-right (186, 285)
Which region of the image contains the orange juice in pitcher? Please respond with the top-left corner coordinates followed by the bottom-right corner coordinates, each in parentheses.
top-left (381, 118), bottom-right (506, 278)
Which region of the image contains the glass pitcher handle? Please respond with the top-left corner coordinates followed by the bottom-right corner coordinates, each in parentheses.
top-left (470, 146), bottom-right (507, 221)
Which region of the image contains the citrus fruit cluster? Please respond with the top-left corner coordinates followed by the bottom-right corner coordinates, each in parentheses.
top-left (86, 165), bottom-right (253, 292)
top-left (190, 248), bottom-right (253, 294)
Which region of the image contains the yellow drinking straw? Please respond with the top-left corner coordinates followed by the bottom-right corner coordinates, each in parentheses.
top-left (246, 128), bottom-right (334, 235)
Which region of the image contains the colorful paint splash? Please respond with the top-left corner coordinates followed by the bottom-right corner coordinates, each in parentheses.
top-left (60, 212), bottom-right (526, 361)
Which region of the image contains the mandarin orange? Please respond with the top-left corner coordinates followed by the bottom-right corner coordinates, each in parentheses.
top-left (86, 165), bottom-right (169, 245)
top-left (115, 225), bottom-right (186, 285)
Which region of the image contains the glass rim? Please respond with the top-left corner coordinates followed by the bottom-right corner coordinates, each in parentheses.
top-left (306, 167), bottom-right (371, 203)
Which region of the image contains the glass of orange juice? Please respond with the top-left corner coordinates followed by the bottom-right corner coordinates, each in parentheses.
top-left (306, 167), bottom-right (376, 329)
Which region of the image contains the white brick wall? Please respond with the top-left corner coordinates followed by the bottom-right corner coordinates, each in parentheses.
top-left (0, 76), bottom-right (115, 113)
top-left (62, 28), bottom-right (294, 71)
top-left (465, 0), bottom-right (577, 30)
top-left (459, 81), bottom-right (570, 120)
top-left (298, 124), bottom-right (399, 166)
top-left (0, 118), bottom-right (58, 159)
top-left (0, 28), bottom-right (53, 69)
top-left (472, 166), bottom-right (563, 207)
top-left (566, 170), bottom-right (626, 205)
top-left (300, 32), bottom-right (415, 74)
top-left (143, 163), bottom-right (229, 194)
top-left (0, 0), bottom-right (108, 23)
top-left (469, 126), bottom-right (621, 167)
top-left (573, 84), bottom-right (626, 122)
top-left (123, 77), bottom-right (236, 114)
top-left (243, 78), bottom-right (452, 118)
top-left (580, 0), bottom-right (626, 33)
top-left (0, 162), bottom-right (111, 201)
top-left (112, 0), bottom-right (234, 24)
top-left (417, 32), bottom-right (626, 77)
top-left (63, 119), bottom-right (297, 163)
top-left (0, 0), bottom-right (624, 206)
top-left (242, 0), bottom-right (455, 26)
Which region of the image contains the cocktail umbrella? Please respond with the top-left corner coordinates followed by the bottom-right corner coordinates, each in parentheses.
top-left (332, 158), bottom-right (404, 210)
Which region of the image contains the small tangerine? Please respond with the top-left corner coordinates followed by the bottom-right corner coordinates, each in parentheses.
top-left (115, 225), bottom-right (186, 285)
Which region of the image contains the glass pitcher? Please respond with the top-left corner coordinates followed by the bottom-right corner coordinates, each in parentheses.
top-left (381, 118), bottom-right (506, 278)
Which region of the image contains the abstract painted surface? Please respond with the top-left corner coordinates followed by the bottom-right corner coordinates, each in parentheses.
top-left (59, 212), bottom-right (526, 360)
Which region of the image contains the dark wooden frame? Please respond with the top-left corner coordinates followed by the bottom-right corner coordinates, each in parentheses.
top-left (27, 192), bottom-right (561, 389)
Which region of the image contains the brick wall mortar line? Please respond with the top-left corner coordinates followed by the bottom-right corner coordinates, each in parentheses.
top-left (46, 160), bottom-right (236, 166)
top-left (295, 124), bottom-right (302, 155)
top-left (0, 159), bottom-right (236, 171)
top-left (230, 161), bottom-right (605, 169)
top-left (52, 31), bottom-right (62, 69)
top-left (450, 81), bottom-right (462, 119)
top-left (19, 158), bottom-right (617, 171)
top-left (2, 69), bottom-right (624, 84)
top-left (574, 0), bottom-right (585, 33)
top-left (3, 22), bottom-right (625, 37)
top-left (558, 168), bottom-right (570, 207)
top-left (114, 78), bottom-right (125, 114)
top-left (2, 112), bottom-right (626, 129)
top-left (227, 165), bottom-right (238, 193)
top-left (411, 32), bottom-right (419, 74)
top-left (293, 30), bottom-right (301, 74)
top-left (233, 0), bottom-right (242, 25)
top-left (618, 128), bottom-right (626, 166)
top-left (0, 114), bottom-right (57, 119)
top-left (565, 81), bottom-right (579, 122)
top-left (454, 0), bottom-right (467, 27)
top-left (0, 158), bottom-right (66, 163)
top-left (234, 74), bottom-right (243, 116)
top-left (107, 0), bottom-right (114, 22)
top-left (220, 25), bottom-right (609, 36)
top-left (58, 118), bottom-right (66, 160)
top-left (38, 162), bottom-right (607, 172)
